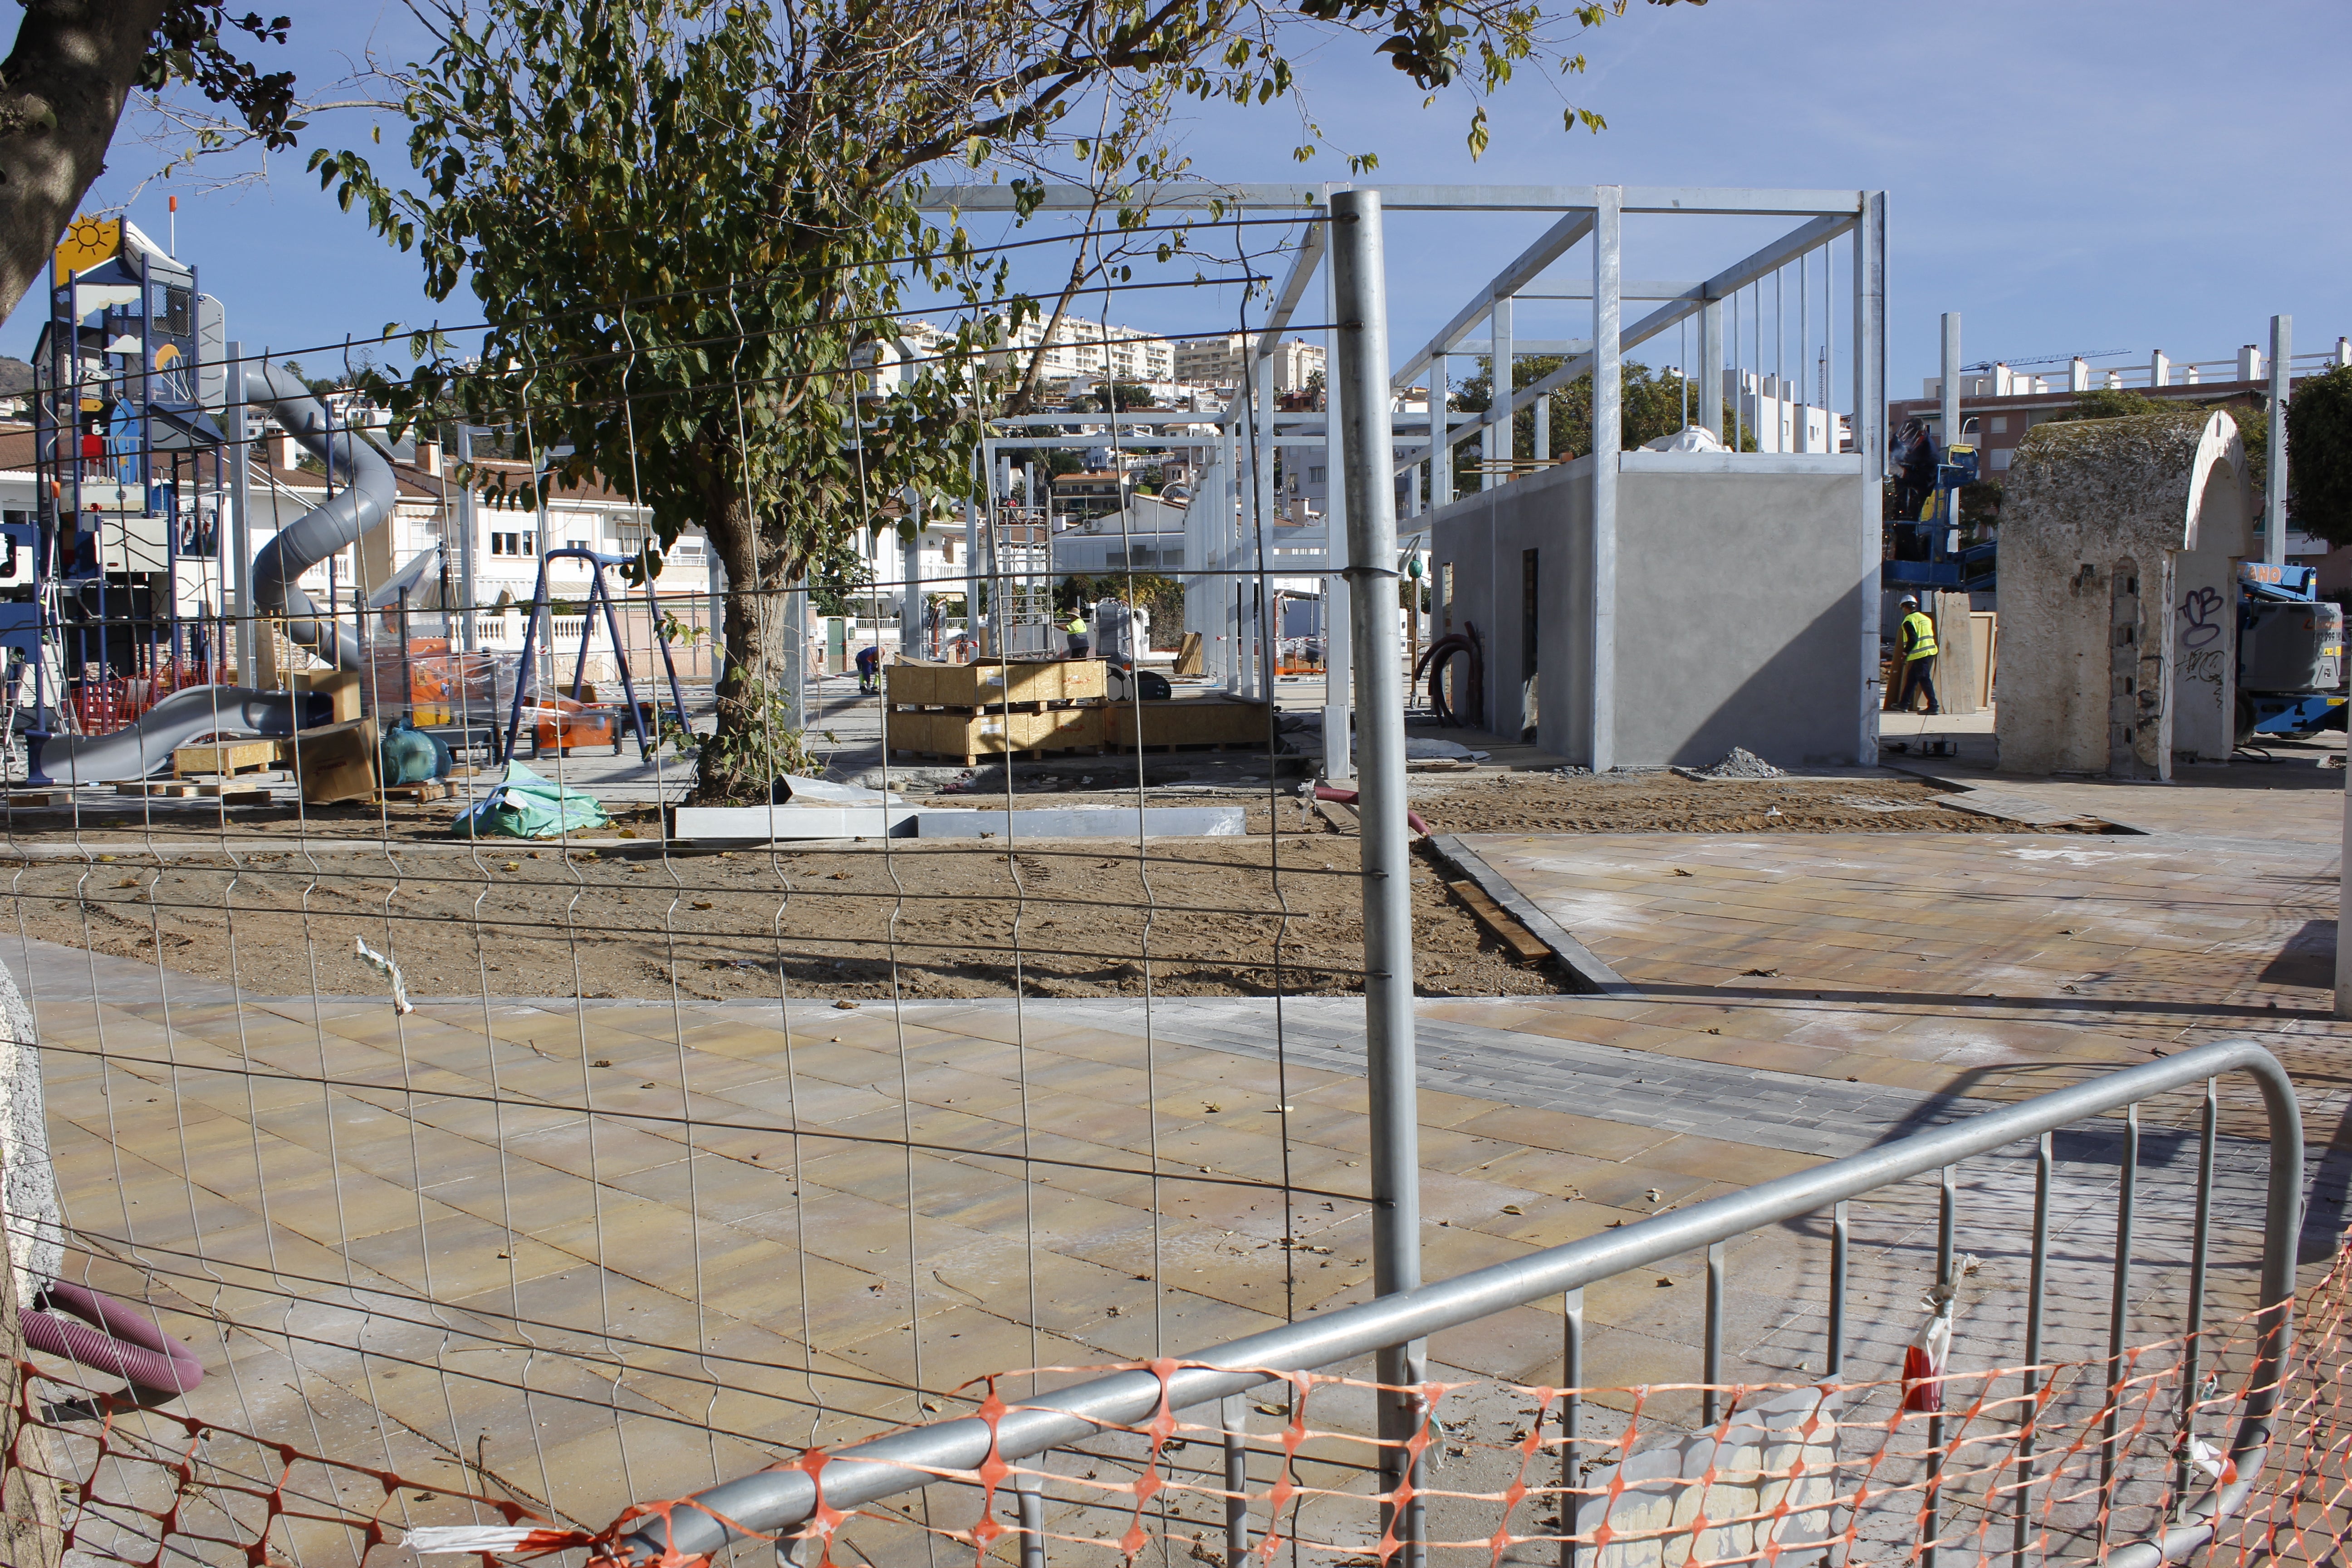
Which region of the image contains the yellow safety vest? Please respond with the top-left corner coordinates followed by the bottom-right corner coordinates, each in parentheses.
top-left (1902, 610), bottom-right (1939, 661)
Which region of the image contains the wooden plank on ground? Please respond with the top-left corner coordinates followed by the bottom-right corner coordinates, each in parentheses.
top-left (1446, 878), bottom-right (1551, 962)
top-left (1313, 798), bottom-right (1359, 836)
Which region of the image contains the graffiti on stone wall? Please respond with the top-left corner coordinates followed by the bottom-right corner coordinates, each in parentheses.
top-left (2179, 647), bottom-right (2230, 685)
top-left (2176, 587), bottom-right (2230, 745)
top-left (2178, 585), bottom-right (2226, 650)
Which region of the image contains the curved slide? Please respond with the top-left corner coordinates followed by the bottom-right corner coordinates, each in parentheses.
top-left (24, 365), bottom-right (395, 783)
top-left (245, 363), bottom-right (398, 671)
top-left (26, 684), bottom-right (328, 785)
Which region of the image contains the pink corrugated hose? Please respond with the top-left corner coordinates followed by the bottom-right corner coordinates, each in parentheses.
top-left (24, 1279), bottom-right (204, 1395)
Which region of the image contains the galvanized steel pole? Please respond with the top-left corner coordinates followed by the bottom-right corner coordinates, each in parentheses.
top-left (227, 341), bottom-right (253, 683)
top-left (2266, 315), bottom-right (2291, 567)
top-left (2337, 737), bottom-right (2351, 1018)
top-left (1331, 186), bottom-right (1424, 1560)
top-left (1939, 313), bottom-right (1960, 456)
top-left (454, 424), bottom-right (478, 653)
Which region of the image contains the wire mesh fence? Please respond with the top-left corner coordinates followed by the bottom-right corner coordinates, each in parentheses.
top-left (3, 187), bottom-right (2334, 1568)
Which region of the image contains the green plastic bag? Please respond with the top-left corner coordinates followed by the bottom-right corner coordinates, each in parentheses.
top-left (451, 761), bottom-right (610, 838)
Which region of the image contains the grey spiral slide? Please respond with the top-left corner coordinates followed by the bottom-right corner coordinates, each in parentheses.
top-left (24, 365), bottom-right (394, 785)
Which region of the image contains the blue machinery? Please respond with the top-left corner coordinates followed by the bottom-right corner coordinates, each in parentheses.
top-left (2235, 560), bottom-right (2347, 740)
top-left (1882, 440), bottom-right (1994, 593)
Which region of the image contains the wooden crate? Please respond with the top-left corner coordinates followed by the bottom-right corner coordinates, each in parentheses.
top-left (887, 657), bottom-right (1106, 709)
top-left (1104, 695), bottom-right (1274, 751)
top-left (173, 738), bottom-right (282, 778)
top-left (885, 704), bottom-right (1104, 764)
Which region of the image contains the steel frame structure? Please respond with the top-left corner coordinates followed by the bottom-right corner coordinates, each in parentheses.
top-left (919, 182), bottom-right (1889, 771)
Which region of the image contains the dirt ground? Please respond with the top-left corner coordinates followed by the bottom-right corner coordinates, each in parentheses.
top-left (4, 772), bottom-right (2080, 1003)
top-left (1400, 769), bottom-right (2092, 834)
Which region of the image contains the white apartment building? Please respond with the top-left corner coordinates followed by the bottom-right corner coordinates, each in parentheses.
top-left (987, 314), bottom-right (1175, 386)
top-left (1170, 333), bottom-right (1325, 396)
top-left (1721, 369), bottom-right (1852, 455)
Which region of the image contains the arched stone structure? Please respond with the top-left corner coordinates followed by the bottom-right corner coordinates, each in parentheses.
top-left (1994, 412), bottom-right (2251, 778)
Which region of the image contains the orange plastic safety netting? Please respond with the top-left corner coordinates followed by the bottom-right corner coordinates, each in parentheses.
top-left (7, 1245), bottom-right (2348, 1568)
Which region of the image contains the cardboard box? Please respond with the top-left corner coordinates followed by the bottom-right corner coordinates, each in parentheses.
top-left (299, 669), bottom-right (363, 723)
top-left (289, 716), bottom-right (378, 805)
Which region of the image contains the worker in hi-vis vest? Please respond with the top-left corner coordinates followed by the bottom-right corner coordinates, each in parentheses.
top-left (1894, 595), bottom-right (1941, 715)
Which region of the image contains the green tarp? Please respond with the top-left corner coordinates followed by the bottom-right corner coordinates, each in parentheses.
top-left (451, 761), bottom-right (610, 838)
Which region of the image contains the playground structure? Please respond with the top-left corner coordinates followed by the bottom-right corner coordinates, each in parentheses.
top-left (500, 546), bottom-right (692, 761)
top-left (7, 217), bottom-right (696, 789)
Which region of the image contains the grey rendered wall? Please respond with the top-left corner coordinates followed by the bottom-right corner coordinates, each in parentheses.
top-left (1612, 459), bottom-right (1868, 769)
top-left (1426, 458), bottom-right (1595, 760)
top-left (1423, 454), bottom-right (1865, 769)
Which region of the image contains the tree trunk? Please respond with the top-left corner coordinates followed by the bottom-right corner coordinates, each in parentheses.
top-left (695, 489), bottom-right (808, 803)
top-left (0, 0), bottom-right (167, 323)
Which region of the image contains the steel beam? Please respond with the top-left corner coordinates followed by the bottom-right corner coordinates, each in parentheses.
top-left (1854, 192), bottom-right (1887, 762)
top-left (914, 184), bottom-right (1866, 215)
top-left (1588, 187), bottom-right (1621, 772)
top-left (1395, 212), bottom-right (1856, 472)
top-left (1391, 210), bottom-right (1593, 394)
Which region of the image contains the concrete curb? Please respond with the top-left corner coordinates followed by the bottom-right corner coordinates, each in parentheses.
top-left (1423, 833), bottom-right (1637, 996)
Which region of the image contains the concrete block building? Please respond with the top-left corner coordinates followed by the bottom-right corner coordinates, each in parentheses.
top-left (1427, 449), bottom-right (1870, 766)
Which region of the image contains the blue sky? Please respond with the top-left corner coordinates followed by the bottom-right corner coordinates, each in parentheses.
top-left (9, 0), bottom-right (2347, 400)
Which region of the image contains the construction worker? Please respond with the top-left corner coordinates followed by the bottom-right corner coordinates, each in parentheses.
top-left (1065, 608), bottom-right (1090, 660)
top-left (854, 645), bottom-right (881, 696)
top-left (1894, 595), bottom-right (1940, 715)
top-left (1893, 417), bottom-right (1939, 521)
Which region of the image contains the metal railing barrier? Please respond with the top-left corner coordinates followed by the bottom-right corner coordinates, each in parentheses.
top-left (618, 1038), bottom-right (2304, 1568)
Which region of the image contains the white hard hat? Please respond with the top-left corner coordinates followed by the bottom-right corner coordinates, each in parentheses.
top-left (1900, 594), bottom-right (1919, 606)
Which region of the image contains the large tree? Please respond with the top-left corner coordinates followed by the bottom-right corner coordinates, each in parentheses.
top-left (0, 1), bottom-right (299, 318)
top-left (318, 0), bottom-right (1686, 801)
top-left (2288, 364), bottom-right (2352, 549)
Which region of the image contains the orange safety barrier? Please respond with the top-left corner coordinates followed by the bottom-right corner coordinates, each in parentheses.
top-left (8, 1242), bottom-right (2347, 1568)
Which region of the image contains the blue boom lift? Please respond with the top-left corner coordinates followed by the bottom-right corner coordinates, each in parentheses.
top-left (1882, 442), bottom-right (1995, 593)
top-left (2235, 561), bottom-right (2346, 741)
